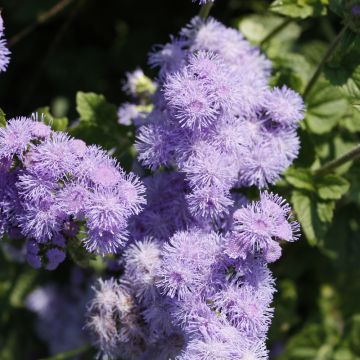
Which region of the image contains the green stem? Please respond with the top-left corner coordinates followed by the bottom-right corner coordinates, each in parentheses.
top-left (303, 25), bottom-right (348, 99)
top-left (38, 344), bottom-right (91, 360)
top-left (8, 0), bottom-right (74, 48)
top-left (260, 18), bottom-right (292, 47)
top-left (199, 2), bottom-right (214, 20)
top-left (314, 143), bottom-right (360, 176)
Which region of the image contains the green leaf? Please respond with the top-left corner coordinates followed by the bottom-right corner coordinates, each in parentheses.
top-left (340, 107), bottom-right (360, 133)
top-left (333, 348), bottom-right (358, 360)
top-left (71, 91), bottom-right (131, 153)
top-left (316, 174), bottom-right (350, 200)
top-left (9, 269), bottom-right (37, 308)
top-left (300, 40), bottom-right (328, 66)
top-left (270, 0), bottom-right (328, 19)
top-left (317, 200), bottom-right (335, 223)
top-left (76, 91), bottom-right (117, 125)
top-left (271, 53), bottom-right (313, 92)
top-left (279, 323), bottom-right (329, 360)
top-left (285, 167), bottom-right (315, 191)
top-left (237, 14), bottom-right (301, 46)
top-left (291, 190), bottom-right (329, 246)
top-left (329, 0), bottom-right (343, 16)
top-left (349, 314), bottom-right (360, 354)
top-left (0, 108), bottom-right (6, 128)
top-left (35, 106), bottom-right (68, 131)
top-left (324, 32), bottom-right (360, 110)
top-left (305, 78), bottom-right (349, 134)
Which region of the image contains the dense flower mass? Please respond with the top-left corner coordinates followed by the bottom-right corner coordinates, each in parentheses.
top-left (0, 14), bottom-right (10, 73)
top-left (85, 16), bottom-right (304, 360)
top-left (0, 116), bottom-right (146, 269)
top-left (136, 17), bottom-right (304, 222)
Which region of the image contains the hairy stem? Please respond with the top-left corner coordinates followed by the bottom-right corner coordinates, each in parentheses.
top-left (199, 2), bottom-right (214, 19)
top-left (38, 344), bottom-right (91, 360)
top-left (303, 25), bottom-right (348, 99)
top-left (8, 0), bottom-right (74, 47)
top-left (260, 18), bottom-right (292, 47)
top-left (314, 143), bottom-right (360, 176)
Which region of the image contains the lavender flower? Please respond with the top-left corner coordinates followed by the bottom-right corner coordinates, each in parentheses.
top-left (0, 13), bottom-right (10, 73)
top-left (123, 238), bottom-right (162, 301)
top-left (122, 68), bottom-right (157, 98)
top-left (0, 117), bottom-right (35, 159)
top-left (86, 278), bottom-right (147, 359)
top-left (224, 191), bottom-right (299, 261)
top-left (84, 14), bottom-right (303, 360)
top-left (263, 86), bottom-right (305, 127)
top-left (156, 229), bottom-right (221, 299)
top-left (0, 116), bottom-right (146, 262)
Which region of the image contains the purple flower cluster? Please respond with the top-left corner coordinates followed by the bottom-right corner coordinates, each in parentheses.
top-left (86, 193), bottom-right (299, 359)
top-left (86, 16), bottom-right (303, 360)
top-left (137, 17), bottom-right (304, 222)
top-left (117, 68), bottom-right (156, 126)
top-left (0, 116), bottom-right (145, 269)
top-left (0, 13), bottom-right (10, 73)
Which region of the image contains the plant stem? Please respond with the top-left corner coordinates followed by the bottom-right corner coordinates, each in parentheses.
top-left (8, 0), bottom-right (74, 48)
top-left (199, 2), bottom-right (214, 19)
top-left (303, 25), bottom-right (348, 99)
top-left (38, 344), bottom-right (91, 360)
top-left (314, 143), bottom-right (360, 176)
top-left (260, 18), bottom-right (292, 47)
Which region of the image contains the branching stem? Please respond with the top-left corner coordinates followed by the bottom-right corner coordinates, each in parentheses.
top-left (199, 2), bottom-right (214, 19)
top-left (260, 18), bottom-right (292, 47)
top-left (8, 0), bottom-right (74, 48)
top-left (314, 143), bottom-right (360, 176)
top-left (303, 25), bottom-right (348, 99)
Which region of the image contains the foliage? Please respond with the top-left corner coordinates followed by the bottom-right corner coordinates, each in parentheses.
top-left (1, 0), bottom-right (360, 358)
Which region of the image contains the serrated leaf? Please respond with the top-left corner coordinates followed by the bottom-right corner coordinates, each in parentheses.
top-left (279, 323), bottom-right (328, 360)
top-left (76, 91), bottom-right (117, 125)
top-left (316, 174), bottom-right (350, 200)
top-left (72, 91), bottom-right (130, 152)
top-left (340, 107), bottom-right (360, 132)
top-left (0, 108), bottom-right (5, 128)
top-left (271, 53), bottom-right (313, 92)
top-left (238, 14), bottom-right (301, 46)
top-left (270, 0), bottom-right (328, 19)
top-left (291, 190), bottom-right (329, 246)
top-left (300, 41), bottom-right (328, 65)
top-left (324, 32), bottom-right (360, 110)
top-left (317, 200), bottom-right (335, 222)
top-left (306, 78), bottom-right (349, 134)
top-left (285, 167), bottom-right (315, 191)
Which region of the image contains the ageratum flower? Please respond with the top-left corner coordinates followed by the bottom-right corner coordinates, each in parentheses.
top-left (224, 192), bottom-right (299, 261)
top-left (263, 86), bottom-right (305, 127)
top-left (0, 14), bottom-right (10, 73)
top-left (156, 229), bottom-right (221, 299)
top-left (86, 278), bottom-right (147, 359)
top-left (88, 15), bottom-right (302, 359)
top-left (0, 116), bottom-right (146, 265)
top-left (123, 238), bottom-right (162, 301)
